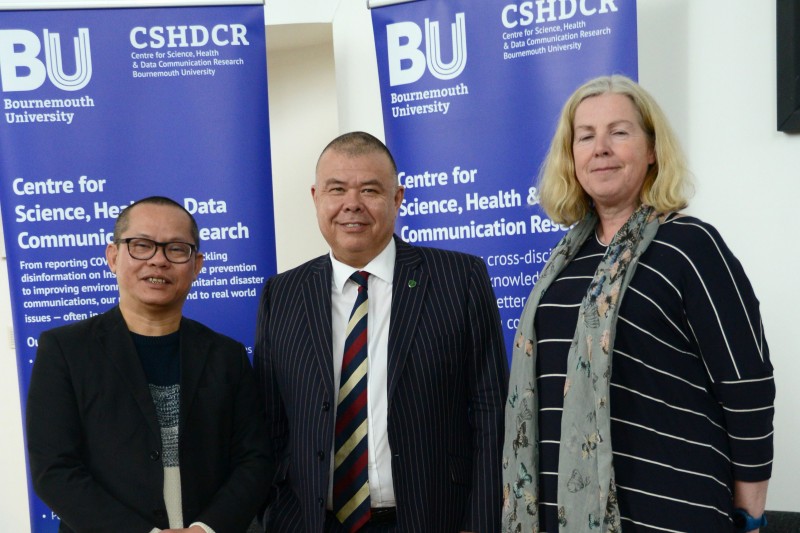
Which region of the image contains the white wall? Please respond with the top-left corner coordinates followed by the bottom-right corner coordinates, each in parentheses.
top-left (639, 1), bottom-right (798, 512)
top-left (265, 23), bottom-right (337, 270)
top-left (1, 0), bottom-right (797, 529)
top-left (0, 257), bottom-right (29, 531)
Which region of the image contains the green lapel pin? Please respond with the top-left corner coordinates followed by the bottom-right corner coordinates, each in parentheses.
top-left (408, 279), bottom-right (417, 288)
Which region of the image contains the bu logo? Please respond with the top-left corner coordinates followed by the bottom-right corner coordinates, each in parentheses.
top-left (0, 28), bottom-right (92, 92)
top-left (386, 12), bottom-right (467, 87)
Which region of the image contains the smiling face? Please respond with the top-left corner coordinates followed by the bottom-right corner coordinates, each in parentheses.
top-left (106, 202), bottom-right (203, 323)
top-left (572, 92), bottom-right (655, 215)
top-left (312, 148), bottom-right (404, 268)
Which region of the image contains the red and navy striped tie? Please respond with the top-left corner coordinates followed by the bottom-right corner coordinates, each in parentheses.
top-left (333, 270), bottom-right (371, 531)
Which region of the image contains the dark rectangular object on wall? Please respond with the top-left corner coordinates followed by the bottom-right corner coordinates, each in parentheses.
top-left (777, 0), bottom-right (800, 132)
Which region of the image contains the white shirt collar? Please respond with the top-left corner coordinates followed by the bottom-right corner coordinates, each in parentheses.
top-left (330, 238), bottom-right (396, 294)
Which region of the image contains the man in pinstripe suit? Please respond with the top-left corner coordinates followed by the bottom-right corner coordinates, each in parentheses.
top-left (255, 132), bottom-right (508, 532)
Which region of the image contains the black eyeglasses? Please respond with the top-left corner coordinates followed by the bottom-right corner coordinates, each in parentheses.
top-left (116, 237), bottom-right (197, 264)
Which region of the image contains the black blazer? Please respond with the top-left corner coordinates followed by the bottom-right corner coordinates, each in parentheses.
top-left (255, 238), bottom-right (508, 532)
top-left (26, 306), bottom-right (272, 533)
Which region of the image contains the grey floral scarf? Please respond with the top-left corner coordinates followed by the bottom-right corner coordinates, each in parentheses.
top-left (501, 205), bottom-right (663, 532)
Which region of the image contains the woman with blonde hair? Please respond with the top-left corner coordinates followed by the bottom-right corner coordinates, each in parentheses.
top-left (502, 75), bottom-right (774, 532)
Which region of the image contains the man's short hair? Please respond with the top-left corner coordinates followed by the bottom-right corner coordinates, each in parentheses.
top-left (317, 131), bottom-right (398, 177)
top-left (113, 196), bottom-right (200, 249)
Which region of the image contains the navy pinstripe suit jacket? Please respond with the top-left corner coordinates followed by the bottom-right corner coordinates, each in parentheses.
top-left (255, 237), bottom-right (508, 532)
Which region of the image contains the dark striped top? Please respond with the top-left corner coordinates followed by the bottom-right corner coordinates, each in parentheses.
top-left (534, 214), bottom-right (774, 532)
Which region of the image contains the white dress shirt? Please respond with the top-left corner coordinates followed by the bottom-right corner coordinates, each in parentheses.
top-left (327, 239), bottom-right (396, 509)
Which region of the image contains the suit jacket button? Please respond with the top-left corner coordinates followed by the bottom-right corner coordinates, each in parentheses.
top-left (317, 451), bottom-right (325, 461)
top-left (150, 450), bottom-right (160, 461)
top-left (322, 401), bottom-right (331, 411)
top-left (318, 497), bottom-right (324, 507)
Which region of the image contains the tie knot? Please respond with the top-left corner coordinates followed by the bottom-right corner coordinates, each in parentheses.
top-left (350, 270), bottom-right (369, 291)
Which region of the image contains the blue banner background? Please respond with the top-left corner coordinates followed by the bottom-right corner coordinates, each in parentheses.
top-left (0, 5), bottom-right (274, 531)
top-left (372, 0), bottom-right (638, 359)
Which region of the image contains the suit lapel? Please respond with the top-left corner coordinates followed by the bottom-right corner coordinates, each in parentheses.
top-left (302, 256), bottom-right (335, 395)
top-left (100, 307), bottom-right (161, 438)
top-left (178, 318), bottom-right (210, 436)
top-left (388, 239), bottom-right (427, 401)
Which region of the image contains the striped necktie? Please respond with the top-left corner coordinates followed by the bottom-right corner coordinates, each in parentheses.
top-left (333, 270), bottom-right (371, 531)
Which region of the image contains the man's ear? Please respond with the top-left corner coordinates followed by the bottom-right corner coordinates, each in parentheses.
top-left (394, 185), bottom-right (405, 211)
top-left (193, 253), bottom-right (204, 279)
top-left (106, 243), bottom-right (118, 274)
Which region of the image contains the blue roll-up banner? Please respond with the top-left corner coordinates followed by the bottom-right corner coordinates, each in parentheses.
top-left (0, 3), bottom-right (274, 530)
top-left (371, 0), bottom-right (638, 360)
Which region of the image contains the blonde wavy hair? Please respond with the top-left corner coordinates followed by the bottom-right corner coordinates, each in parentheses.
top-left (538, 75), bottom-right (692, 225)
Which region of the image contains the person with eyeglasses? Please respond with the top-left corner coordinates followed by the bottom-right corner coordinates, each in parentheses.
top-left (26, 196), bottom-right (272, 533)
